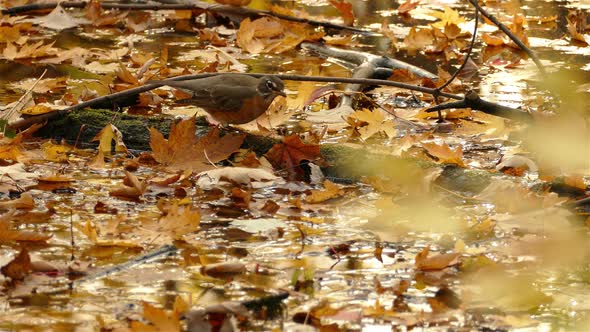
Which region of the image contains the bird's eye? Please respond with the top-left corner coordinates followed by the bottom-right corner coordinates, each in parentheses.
top-left (265, 79), bottom-right (275, 90)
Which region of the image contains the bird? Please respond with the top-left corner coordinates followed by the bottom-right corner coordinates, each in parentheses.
top-left (150, 74), bottom-right (286, 125)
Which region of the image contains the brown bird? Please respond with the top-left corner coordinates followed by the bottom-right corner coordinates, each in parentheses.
top-left (151, 74), bottom-right (286, 125)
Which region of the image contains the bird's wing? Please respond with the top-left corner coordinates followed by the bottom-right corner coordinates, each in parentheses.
top-left (206, 86), bottom-right (256, 112)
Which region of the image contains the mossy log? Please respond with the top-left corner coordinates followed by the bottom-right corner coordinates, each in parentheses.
top-left (35, 109), bottom-right (495, 194)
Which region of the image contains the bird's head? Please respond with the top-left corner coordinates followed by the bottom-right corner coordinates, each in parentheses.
top-left (258, 76), bottom-right (286, 101)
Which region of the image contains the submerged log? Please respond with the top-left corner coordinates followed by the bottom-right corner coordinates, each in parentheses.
top-left (36, 108), bottom-right (496, 194)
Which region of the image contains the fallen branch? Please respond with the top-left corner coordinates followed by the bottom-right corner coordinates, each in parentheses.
top-left (425, 91), bottom-right (532, 122)
top-left (467, 0), bottom-right (546, 76)
top-left (9, 71), bottom-right (534, 131)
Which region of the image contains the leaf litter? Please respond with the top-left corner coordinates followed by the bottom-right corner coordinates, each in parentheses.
top-left (0, 0), bottom-right (588, 331)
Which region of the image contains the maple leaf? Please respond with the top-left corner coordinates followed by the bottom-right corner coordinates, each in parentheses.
top-left (422, 142), bottom-right (465, 167)
top-left (92, 123), bottom-right (128, 155)
top-left (149, 118), bottom-right (245, 171)
top-left (1, 247), bottom-right (31, 280)
top-left (429, 6), bottom-right (465, 28)
top-left (305, 180), bottom-right (345, 203)
top-left (131, 301), bottom-right (182, 332)
top-left (346, 109), bottom-right (396, 140)
top-left (264, 135), bottom-right (323, 180)
top-left (329, 0), bottom-right (355, 26)
top-left (403, 27), bottom-right (434, 55)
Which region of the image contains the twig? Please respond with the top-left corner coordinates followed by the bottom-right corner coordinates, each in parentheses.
top-left (467, 0), bottom-right (546, 76)
top-left (2, 69), bottom-right (47, 122)
top-left (0, 0), bottom-right (373, 34)
top-left (8, 73), bottom-right (533, 131)
top-left (436, 1), bottom-right (479, 91)
top-left (425, 90), bottom-right (532, 122)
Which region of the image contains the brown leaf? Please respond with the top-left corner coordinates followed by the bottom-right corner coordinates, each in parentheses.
top-left (1, 248), bottom-right (31, 280)
top-left (264, 135), bottom-right (323, 180)
top-left (150, 118), bottom-right (245, 171)
top-left (214, 0), bottom-right (251, 5)
top-left (329, 0), bottom-right (355, 26)
top-left (109, 171), bottom-right (148, 199)
top-left (237, 17), bottom-right (323, 54)
top-left (415, 246), bottom-right (461, 271)
top-left (0, 192), bottom-right (35, 210)
top-left (398, 0), bottom-right (420, 15)
top-left (201, 262), bottom-right (246, 279)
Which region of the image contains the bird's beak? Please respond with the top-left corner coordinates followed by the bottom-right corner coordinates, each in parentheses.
top-left (277, 90), bottom-right (287, 97)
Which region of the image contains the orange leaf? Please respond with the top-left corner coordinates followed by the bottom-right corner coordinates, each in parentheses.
top-left (422, 142), bottom-right (465, 167)
top-left (305, 180), bottom-right (345, 203)
top-left (149, 118), bottom-right (245, 171)
top-left (329, 0), bottom-right (355, 26)
top-left (264, 135), bottom-right (323, 180)
top-left (482, 33), bottom-right (505, 46)
top-left (0, 220), bottom-right (51, 243)
top-left (1, 248), bottom-right (31, 280)
top-left (398, 0), bottom-right (420, 15)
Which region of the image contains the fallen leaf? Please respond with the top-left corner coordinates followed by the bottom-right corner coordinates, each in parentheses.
top-left (329, 0), bottom-right (355, 26)
top-left (131, 301), bottom-right (182, 332)
top-left (195, 167), bottom-right (281, 189)
top-left (215, 0), bottom-right (251, 5)
top-left (264, 135), bottom-right (323, 180)
top-left (150, 118), bottom-right (245, 171)
top-left (1, 247), bottom-right (31, 280)
top-left (346, 108), bottom-right (396, 140)
top-left (305, 180), bottom-right (345, 203)
top-left (482, 33), bottom-right (505, 46)
top-left (38, 173), bottom-right (74, 183)
top-left (0, 192), bottom-right (35, 210)
top-left (29, 4), bottom-right (89, 30)
top-left (0, 220), bottom-right (51, 243)
top-left (109, 171), bottom-right (148, 199)
top-left (422, 142), bottom-right (465, 167)
top-left (403, 27), bottom-right (434, 54)
top-left (429, 6), bottom-right (465, 28)
top-left (92, 123), bottom-right (128, 155)
top-left (398, 0), bottom-right (420, 15)
top-left (201, 262), bottom-right (246, 279)
top-left (415, 246), bottom-right (461, 271)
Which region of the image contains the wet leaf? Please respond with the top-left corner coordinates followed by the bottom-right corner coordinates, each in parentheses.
top-left (92, 123), bottom-right (128, 155)
top-left (415, 246), bottom-right (461, 271)
top-left (265, 135), bottom-right (323, 180)
top-left (1, 247), bottom-right (31, 280)
top-left (422, 142), bottom-right (465, 167)
top-left (329, 0), bottom-right (355, 26)
top-left (150, 119), bottom-right (245, 171)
